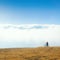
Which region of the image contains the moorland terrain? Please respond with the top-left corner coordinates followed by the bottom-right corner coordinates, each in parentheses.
top-left (0, 47), bottom-right (60, 60)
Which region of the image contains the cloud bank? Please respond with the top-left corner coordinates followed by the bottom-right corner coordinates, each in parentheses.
top-left (0, 24), bottom-right (60, 48)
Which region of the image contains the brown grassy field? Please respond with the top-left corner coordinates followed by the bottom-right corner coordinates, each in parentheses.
top-left (0, 47), bottom-right (60, 60)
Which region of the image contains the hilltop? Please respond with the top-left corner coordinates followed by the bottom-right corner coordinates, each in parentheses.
top-left (0, 47), bottom-right (60, 60)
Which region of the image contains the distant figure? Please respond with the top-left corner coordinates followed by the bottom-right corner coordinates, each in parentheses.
top-left (46, 42), bottom-right (49, 47)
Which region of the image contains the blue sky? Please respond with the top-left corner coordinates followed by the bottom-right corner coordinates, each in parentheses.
top-left (0, 0), bottom-right (60, 24)
top-left (0, 0), bottom-right (60, 48)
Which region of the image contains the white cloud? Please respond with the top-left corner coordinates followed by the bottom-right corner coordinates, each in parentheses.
top-left (0, 24), bottom-right (50, 29)
top-left (0, 24), bottom-right (60, 48)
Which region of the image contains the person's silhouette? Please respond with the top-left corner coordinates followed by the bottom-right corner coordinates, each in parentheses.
top-left (46, 42), bottom-right (48, 47)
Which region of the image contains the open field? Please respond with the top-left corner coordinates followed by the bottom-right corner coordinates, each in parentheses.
top-left (0, 47), bottom-right (60, 60)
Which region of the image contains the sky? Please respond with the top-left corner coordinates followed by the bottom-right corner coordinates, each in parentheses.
top-left (0, 0), bottom-right (60, 48)
top-left (0, 0), bottom-right (60, 24)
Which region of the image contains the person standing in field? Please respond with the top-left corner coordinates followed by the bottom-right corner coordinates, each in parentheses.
top-left (46, 41), bottom-right (49, 47)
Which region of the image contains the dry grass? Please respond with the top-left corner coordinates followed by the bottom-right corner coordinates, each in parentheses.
top-left (0, 47), bottom-right (60, 60)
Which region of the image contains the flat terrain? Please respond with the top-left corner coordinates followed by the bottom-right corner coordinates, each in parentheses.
top-left (0, 47), bottom-right (60, 60)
